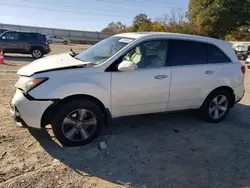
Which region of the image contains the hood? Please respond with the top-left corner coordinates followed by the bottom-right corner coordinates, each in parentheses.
top-left (17, 53), bottom-right (93, 76)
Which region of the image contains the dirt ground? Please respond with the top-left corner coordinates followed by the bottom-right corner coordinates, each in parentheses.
top-left (0, 44), bottom-right (250, 188)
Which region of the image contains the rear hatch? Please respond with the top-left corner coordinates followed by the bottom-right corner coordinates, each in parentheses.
top-left (37, 33), bottom-right (50, 46)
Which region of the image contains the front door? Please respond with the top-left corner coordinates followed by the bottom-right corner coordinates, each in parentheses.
top-left (0, 32), bottom-right (21, 53)
top-left (110, 40), bottom-right (172, 117)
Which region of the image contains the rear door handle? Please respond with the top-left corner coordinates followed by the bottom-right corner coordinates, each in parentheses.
top-left (154, 75), bottom-right (168, 80)
top-left (205, 70), bottom-right (214, 75)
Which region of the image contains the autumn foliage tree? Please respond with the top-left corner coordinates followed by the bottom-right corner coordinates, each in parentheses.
top-left (188, 0), bottom-right (250, 39)
top-left (101, 1), bottom-right (250, 40)
top-left (101, 21), bottom-right (126, 33)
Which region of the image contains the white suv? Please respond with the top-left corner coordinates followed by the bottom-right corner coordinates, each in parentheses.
top-left (11, 32), bottom-right (245, 146)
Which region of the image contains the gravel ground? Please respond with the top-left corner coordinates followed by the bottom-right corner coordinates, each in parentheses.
top-left (0, 45), bottom-right (250, 188)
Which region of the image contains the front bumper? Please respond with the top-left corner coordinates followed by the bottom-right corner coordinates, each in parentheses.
top-left (10, 89), bottom-right (52, 129)
top-left (10, 104), bottom-right (27, 127)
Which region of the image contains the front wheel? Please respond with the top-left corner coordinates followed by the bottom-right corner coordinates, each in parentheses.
top-left (63, 41), bottom-right (68, 45)
top-left (199, 90), bottom-right (232, 123)
top-left (51, 100), bottom-right (103, 147)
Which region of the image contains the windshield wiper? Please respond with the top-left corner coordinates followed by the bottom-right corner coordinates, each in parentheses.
top-left (74, 57), bottom-right (97, 66)
top-left (69, 48), bottom-right (78, 57)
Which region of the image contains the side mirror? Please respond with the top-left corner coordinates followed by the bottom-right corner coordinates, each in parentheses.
top-left (118, 60), bottom-right (136, 72)
top-left (2, 36), bottom-right (6, 40)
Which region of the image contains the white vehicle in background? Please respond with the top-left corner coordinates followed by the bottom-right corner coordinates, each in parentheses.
top-left (11, 32), bottom-right (245, 146)
top-left (46, 35), bottom-right (69, 45)
top-left (246, 55), bottom-right (250, 66)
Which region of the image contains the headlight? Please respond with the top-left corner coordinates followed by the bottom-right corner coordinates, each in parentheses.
top-left (20, 77), bottom-right (48, 93)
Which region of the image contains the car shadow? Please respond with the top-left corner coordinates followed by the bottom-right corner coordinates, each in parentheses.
top-left (29, 103), bottom-right (250, 187)
top-left (4, 55), bottom-right (34, 63)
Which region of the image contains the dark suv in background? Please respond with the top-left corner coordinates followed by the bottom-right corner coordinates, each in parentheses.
top-left (0, 31), bottom-right (50, 58)
top-left (0, 29), bottom-right (8, 35)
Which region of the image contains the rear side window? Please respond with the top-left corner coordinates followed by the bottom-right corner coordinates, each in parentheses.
top-left (20, 33), bottom-right (36, 41)
top-left (168, 40), bottom-right (206, 66)
top-left (207, 44), bottom-right (231, 63)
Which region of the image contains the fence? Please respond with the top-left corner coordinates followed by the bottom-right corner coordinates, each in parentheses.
top-left (0, 23), bottom-right (114, 44)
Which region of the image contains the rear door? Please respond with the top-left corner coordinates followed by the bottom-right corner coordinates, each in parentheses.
top-left (167, 40), bottom-right (227, 111)
top-left (19, 33), bottom-right (36, 52)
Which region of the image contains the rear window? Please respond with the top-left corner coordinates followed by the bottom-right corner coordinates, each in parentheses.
top-left (207, 44), bottom-right (231, 63)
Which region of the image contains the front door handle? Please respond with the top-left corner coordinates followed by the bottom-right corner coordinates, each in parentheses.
top-left (154, 75), bottom-right (168, 80)
top-left (205, 70), bottom-right (214, 75)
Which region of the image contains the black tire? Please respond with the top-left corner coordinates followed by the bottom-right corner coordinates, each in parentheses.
top-left (48, 40), bottom-right (52, 44)
top-left (31, 48), bottom-right (44, 59)
top-left (63, 41), bottom-right (68, 45)
top-left (199, 89), bottom-right (232, 123)
top-left (51, 100), bottom-right (104, 147)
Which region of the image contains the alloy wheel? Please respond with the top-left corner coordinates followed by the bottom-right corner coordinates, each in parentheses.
top-left (62, 109), bottom-right (97, 142)
top-left (32, 50), bottom-right (42, 58)
top-left (208, 95), bottom-right (228, 120)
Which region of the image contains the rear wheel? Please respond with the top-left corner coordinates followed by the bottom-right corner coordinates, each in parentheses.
top-left (200, 89), bottom-right (232, 123)
top-left (31, 48), bottom-right (44, 59)
top-left (51, 100), bottom-right (103, 147)
top-left (63, 41), bottom-right (68, 45)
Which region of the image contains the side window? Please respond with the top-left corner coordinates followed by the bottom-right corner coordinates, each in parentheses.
top-left (168, 40), bottom-right (206, 66)
top-left (123, 40), bottom-right (167, 69)
top-left (3, 32), bottom-right (20, 40)
top-left (207, 44), bottom-right (231, 63)
top-left (20, 33), bottom-right (35, 41)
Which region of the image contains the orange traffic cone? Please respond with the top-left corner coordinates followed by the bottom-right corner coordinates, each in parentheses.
top-left (0, 50), bottom-right (4, 64)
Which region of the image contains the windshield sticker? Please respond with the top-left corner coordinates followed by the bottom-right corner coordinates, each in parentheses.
top-left (118, 38), bottom-right (133, 43)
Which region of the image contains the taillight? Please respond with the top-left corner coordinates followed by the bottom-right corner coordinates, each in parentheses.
top-left (241, 65), bottom-right (246, 74)
top-left (45, 41), bottom-right (48, 45)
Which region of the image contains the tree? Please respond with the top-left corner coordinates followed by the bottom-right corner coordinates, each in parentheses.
top-left (188, 0), bottom-right (250, 39)
top-left (225, 26), bottom-right (250, 41)
top-left (101, 21), bottom-right (126, 33)
top-left (132, 14), bottom-right (152, 31)
top-left (157, 9), bottom-right (196, 34)
top-left (150, 22), bottom-right (167, 32)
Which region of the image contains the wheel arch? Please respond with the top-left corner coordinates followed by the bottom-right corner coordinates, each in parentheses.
top-left (202, 86), bottom-right (235, 108)
top-left (30, 45), bottom-right (45, 53)
top-left (41, 94), bottom-right (111, 128)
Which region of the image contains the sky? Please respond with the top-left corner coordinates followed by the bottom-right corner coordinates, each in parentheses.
top-left (1, 0), bottom-right (189, 31)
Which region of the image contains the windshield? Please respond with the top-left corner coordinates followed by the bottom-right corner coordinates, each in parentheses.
top-left (75, 36), bottom-right (134, 64)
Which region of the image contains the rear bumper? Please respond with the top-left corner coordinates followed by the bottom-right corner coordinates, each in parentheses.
top-left (234, 84), bottom-right (245, 104)
top-left (10, 89), bottom-right (52, 129)
top-left (44, 47), bottom-right (51, 54)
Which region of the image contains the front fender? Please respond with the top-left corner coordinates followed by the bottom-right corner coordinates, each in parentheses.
top-left (29, 72), bottom-right (111, 108)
